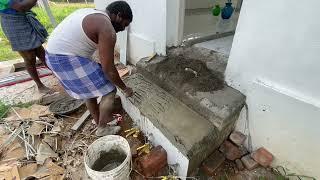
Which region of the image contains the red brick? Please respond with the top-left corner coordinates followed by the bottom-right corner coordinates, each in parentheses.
top-left (202, 150), bottom-right (225, 176)
top-left (219, 140), bottom-right (243, 160)
top-left (137, 146), bottom-right (167, 177)
top-left (154, 165), bottom-right (169, 177)
top-left (251, 147), bottom-right (274, 167)
top-left (229, 131), bottom-right (247, 146)
top-left (241, 155), bottom-right (259, 170)
top-left (235, 159), bottom-right (245, 171)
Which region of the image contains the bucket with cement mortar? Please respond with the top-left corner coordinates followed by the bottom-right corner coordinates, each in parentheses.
top-left (84, 135), bottom-right (131, 180)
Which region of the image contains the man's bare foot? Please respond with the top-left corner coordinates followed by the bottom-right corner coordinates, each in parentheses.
top-left (92, 118), bottom-right (118, 126)
top-left (95, 126), bottom-right (121, 137)
top-left (38, 85), bottom-right (53, 94)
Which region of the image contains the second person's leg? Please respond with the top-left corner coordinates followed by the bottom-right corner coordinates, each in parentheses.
top-left (18, 49), bottom-right (50, 93)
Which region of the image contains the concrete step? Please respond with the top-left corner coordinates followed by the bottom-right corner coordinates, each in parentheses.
top-left (119, 46), bottom-right (245, 176)
top-left (119, 73), bottom-right (234, 175)
top-left (137, 46), bottom-right (245, 130)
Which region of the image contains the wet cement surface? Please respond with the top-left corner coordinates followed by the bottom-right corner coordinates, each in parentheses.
top-left (91, 149), bottom-right (127, 172)
top-left (154, 56), bottom-right (224, 93)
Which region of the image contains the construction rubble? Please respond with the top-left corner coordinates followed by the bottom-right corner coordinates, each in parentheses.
top-left (0, 93), bottom-right (176, 180)
top-left (199, 131), bottom-right (280, 179)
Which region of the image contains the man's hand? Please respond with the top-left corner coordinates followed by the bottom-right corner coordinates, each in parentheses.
top-left (124, 87), bottom-right (133, 97)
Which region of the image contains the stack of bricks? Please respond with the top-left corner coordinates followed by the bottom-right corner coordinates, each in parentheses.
top-left (224, 131), bottom-right (274, 171)
top-left (201, 131), bottom-right (274, 176)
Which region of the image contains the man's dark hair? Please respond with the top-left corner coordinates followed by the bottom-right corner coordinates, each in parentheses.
top-left (106, 1), bottom-right (133, 22)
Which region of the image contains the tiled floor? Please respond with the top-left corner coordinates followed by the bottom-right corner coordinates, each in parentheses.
top-left (195, 35), bottom-right (234, 56)
top-left (183, 10), bottom-right (239, 41)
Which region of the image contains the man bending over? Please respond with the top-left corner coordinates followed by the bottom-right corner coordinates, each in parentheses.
top-left (45, 1), bottom-right (133, 136)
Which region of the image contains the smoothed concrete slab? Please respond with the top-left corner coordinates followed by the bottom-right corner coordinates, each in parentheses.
top-left (123, 73), bottom-right (233, 173)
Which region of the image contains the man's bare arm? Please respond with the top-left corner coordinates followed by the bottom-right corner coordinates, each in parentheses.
top-left (98, 25), bottom-right (127, 91)
top-left (11, 0), bottom-right (37, 12)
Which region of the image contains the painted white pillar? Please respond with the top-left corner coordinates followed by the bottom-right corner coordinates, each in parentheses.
top-left (166, 0), bottom-right (185, 47)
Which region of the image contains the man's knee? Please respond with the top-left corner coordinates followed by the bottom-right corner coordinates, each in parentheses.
top-left (86, 98), bottom-right (97, 104)
top-left (100, 91), bottom-right (116, 111)
top-left (101, 91), bottom-right (116, 103)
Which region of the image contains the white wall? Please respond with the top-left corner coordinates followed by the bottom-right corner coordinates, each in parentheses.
top-left (95, 0), bottom-right (167, 64)
top-left (226, 0), bottom-right (320, 178)
top-left (185, 0), bottom-right (239, 10)
top-left (185, 0), bottom-right (212, 9)
top-left (166, 0), bottom-right (184, 46)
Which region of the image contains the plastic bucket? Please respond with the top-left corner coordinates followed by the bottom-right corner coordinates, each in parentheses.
top-left (84, 135), bottom-right (131, 180)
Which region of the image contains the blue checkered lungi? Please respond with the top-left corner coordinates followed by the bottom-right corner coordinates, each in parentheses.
top-left (45, 52), bottom-right (116, 99)
top-left (0, 11), bottom-right (48, 51)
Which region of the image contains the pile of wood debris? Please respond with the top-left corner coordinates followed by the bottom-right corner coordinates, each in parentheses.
top-left (0, 65), bottom-right (179, 180)
top-left (0, 64), bottom-right (132, 179)
top-left (0, 102), bottom-right (100, 179)
top-left (0, 100), bottom-right (175, 179)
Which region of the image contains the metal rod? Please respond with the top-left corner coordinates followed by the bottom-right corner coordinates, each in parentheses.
top-left (41, 0), bottom-right (57, 27)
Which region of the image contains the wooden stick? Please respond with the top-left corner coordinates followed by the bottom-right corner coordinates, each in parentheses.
top-left (70, 110), bottom-right (91, 131)
top-left (71, 97), bottom-right (101, 131)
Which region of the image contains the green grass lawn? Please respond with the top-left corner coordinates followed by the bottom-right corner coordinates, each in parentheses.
top-left (0, 3), bottom-right (94, 61)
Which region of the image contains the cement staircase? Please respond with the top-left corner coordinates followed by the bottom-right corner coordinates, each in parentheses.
top-left (118, 46), bottom-right (245, 175)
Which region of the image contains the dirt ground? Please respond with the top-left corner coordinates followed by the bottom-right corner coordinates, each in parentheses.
top-left (194, 161), bottom-right (285, 180)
